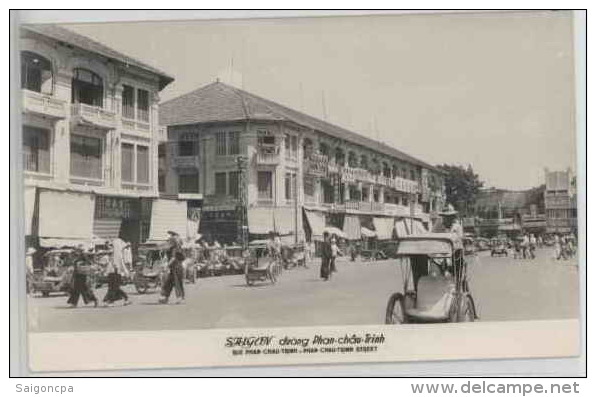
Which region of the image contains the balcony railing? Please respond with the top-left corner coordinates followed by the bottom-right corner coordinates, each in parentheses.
top-left (122, 117), bottom-right (151, 132)
top-left (22, 90), bottom-right (67, 119)
top-left (304, 153), bottom-right (329, 177)
top-left (71, 103), bottom-right (117, 130)
top-left (256, 145), bottom-right (280, 164)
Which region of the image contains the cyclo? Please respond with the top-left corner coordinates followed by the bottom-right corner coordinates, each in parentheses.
top-left (244, 240), bottom-right (283, 286)
top-left (385, 233), bottom-right (478, 324)
top-left (132, 242), bottom-right (169, 294)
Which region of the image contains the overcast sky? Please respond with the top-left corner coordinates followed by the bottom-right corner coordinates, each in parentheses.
top-left (65, 11), bottom-right (577, 190)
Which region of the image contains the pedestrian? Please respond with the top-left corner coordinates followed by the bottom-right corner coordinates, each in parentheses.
top-left (320, 232), bottom-right (332, 281)
top-left (159, 249), bottom-right (185, 304)
top-left (529, 234), bottom-right (537, 259)
top-left (330, 235), bottom-right (342, 273)
top-left (432, 204), bottom-right (463, 239)
top-left (554, 234), bottom-right (562, 260)
top-left (66, 254), bottom-right (98, 308)
top-left (102, 263), bottom-right (130, 307)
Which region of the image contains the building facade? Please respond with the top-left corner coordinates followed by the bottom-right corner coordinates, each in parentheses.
top-left (159, 82), bottom-right (445, 244)
top-left (544, 168), bottom-right (577, 234)
top-left (20, 25), bottom-right (175, 247)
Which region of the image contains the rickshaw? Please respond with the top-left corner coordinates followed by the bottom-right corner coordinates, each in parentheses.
top-left (244, 240), bottom-right (282, 286)
top-left (132, 243), bottom-right (169, 294)
top-left (385, 233), bottom-right (478, 324)
top-left (280, 243), bottom-right (307, 269)
top-left (31, 249), bottom-right (75, 297)
top-left (221, 245), bottom-right (249, 275)
top-left (490, 238), bottom-right (508, 257)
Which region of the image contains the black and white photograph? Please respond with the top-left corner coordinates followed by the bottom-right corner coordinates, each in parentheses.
top-left (12, 10), bottom-right (584, 373)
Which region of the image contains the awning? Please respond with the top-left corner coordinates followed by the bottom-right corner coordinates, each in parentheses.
top-left (373, 217), bottom-right (394, 240)
top-left (38, 190), bottom-right (95, 239)
top-left (360, 227), bottom-right (376, 238)
top-left (24, 186), bottom-right (36, 236)
top-left (248, 208), bottom-right (275, 235)
top-left (411, 219), bottom-right (428, 235)
top-left (343, 215), bottom-right (361, 240)
top-left (395, 219), bottom-right (409, 238)
top-left (39, 238), bottom-right (94, 249)
top-left (303, 209), bottom-right (325, 239)
top-left (324, 226), bottom-right (346, 239)
top-left (149, 199), bottom-right (188, 240)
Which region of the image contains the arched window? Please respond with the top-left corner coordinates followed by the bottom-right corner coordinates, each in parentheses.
top-left (347, 151), bottom-right (358, 167)
top-left (303, 138), bottom-right (313, 159)
top-left (319, 142), bottom-right (329, 156)
top-left (21, 51), bottom-right (52, 93)
top-left (334, 147), bottom-right (345, 166)
top-left (360, 154), bottom-right (368, 170)
top-left (382, 162), bottom-right (391, 178)
top-left (72, 68), bottom-right (104, 107)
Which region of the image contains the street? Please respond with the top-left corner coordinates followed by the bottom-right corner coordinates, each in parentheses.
top-left (27, 248), bottom-right (579, 333)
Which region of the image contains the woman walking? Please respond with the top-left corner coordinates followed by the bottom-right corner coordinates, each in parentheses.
top-left (103, 263), bottom-right (130, 307)
top-left (67, 254), bottom-right (98, 308)
top-left (159, 249), bottom-right (186, 304)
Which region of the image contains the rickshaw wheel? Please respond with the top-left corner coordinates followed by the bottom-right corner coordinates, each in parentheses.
top-left (458, 295), bottom-right (476, 322)
top-left (385, 293), bottom-right (406, 324)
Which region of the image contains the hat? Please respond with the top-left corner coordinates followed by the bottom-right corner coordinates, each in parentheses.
top-left (26, 247), bottom-right (36, 255)
top-left (439, 204), bottom-right (458, 216)
top-left (167, 230), bottom-right (179, 236)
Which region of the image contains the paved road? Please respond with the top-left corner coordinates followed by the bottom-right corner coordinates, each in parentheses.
top-left (27, 248), bottom-right (579, 333)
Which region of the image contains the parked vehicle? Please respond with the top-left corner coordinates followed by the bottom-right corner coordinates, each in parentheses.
top-left (132, 243), bottom-right (168, 294)
top-left (244, 241), bottom-right (282, 286)
top-left (385, 233), bottom-right (478, 324)
top-left (30, 249), bottom-right (74, 297)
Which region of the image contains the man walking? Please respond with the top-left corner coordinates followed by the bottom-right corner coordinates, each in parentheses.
top-left (320, 232), bottom-right (332, 281)
top-left (67, 249), bottom-right (98, 308)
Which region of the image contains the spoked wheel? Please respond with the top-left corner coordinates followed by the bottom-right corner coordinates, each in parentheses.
top-left (458, 295), bottom-right (476, 322)
top-left (385, 293), bottom-right (406, 324)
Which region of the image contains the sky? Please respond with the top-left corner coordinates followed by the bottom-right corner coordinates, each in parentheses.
top-left (64, 11), bottom-right (577, 190)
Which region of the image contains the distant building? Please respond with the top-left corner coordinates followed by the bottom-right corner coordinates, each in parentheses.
top-left (472, 186), bottom-right (546, 237)
top-left (159, 82), bottom-right (445, 244)
top-left (20, 25), bottom-right (176, 248)
top-left (544, 168), bottom-right (577, 234)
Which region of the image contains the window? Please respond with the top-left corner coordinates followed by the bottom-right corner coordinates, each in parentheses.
top-left (322, 180), bottom-right (334, 204)
top-left (137, 89), bottom-right (149, 122)
top-left (215, 172), bottom-right (227, 196)
top-left (179, 173), bottom-right (199, 193)
top-left (348, 152), bottom-right (358, 167)
top-left (373, 189), bottom-right (379, 203)
top-left (178, 141), bottom-right (196, 156)
top-left (121, 143), bottom-right (134, 182)
top-left (228, 171), bottom-right (240, 198)
top-left (335, 148), bottom-right (345, 166)
top-left (122, 85), bottom-right (135, 119)
top-left (228, 132), bottom-right (240, 155)
top-left (319, 142), bottom-right (329, 156)
top-left (257, 171), bottom-right (273, 200)
top-left (362, 187), bottom-right (369, 202)
top-left (410, 169), bottom-right (417, 181)
top-left (383, 162), bottom-right (391, 178)
top-left (303, 138), bottom-right (313, 159)
top-left (216, 132), bottom-right (227, 156)
top-left (23, 126), bottom-right (50, 173)
top-left (70, 134), bottom-right (102, 179)
top-left (291, 136), bottom-right (298, 156)
top-left (285, 134), bottom-right (291, 151)
top-left (71, 68), bottom-right (103, 107)
top-left (136, 145), bottom-right (149, 184)
top-left (258, 131), bottom-right (275, 145)
top-left (285, 172), bottom-right (296, 200)
top-left (304, 175), bottom-right (315, 197)
top-left (21, 51), bottom-right (52, 93)
top-left (349, 185), bottom-right (360, 201)
top-left (360, 155), bottom-right (368, 170)
top-left (158, 172), bottom-right (166, 192)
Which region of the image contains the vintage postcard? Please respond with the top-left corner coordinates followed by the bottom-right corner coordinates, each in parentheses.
top-left (14, 10), bottom-right (583, 374)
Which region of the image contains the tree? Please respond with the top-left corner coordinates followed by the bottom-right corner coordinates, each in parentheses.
top-left (436, 164), bottom-right (484, 216)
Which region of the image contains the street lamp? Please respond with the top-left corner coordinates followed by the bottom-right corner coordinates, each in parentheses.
top-left (236, 155), bottom-right (249, 251)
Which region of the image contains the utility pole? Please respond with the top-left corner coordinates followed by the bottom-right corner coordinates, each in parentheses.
top-left (236, 155), bottom-right (249, 251)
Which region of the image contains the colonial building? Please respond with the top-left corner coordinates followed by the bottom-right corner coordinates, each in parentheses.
top-left (472, 186), bottom-right (546, 237)
top-left (20, 25), bottom-right (177, 248)
top-left (159, 82), bottom-right (445, 244)
top-left (544, 168), bottom-right (577, 234)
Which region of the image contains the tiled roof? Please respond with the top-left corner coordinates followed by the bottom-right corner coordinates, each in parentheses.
top-left (160, 81), bottom-right (437, 170)
top-left (21, 24), bottom-right (174, 90)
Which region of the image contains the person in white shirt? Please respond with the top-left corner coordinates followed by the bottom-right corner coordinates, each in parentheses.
top-left (432, 204), bottom-right (463, 239)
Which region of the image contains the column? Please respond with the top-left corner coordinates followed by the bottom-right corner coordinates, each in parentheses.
top-left (53, 69), bottom-right (72, 185)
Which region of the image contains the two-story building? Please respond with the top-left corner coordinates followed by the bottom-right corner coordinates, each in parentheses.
top-left (20, 25), bottom-right (176, 248)
top-left (544, 168), bottom-right (577, 234)
top-left (159, 81), bottom-right (445, 245)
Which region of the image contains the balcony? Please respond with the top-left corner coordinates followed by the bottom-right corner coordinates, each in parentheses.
top-left (393, 176), bottom-right (419, 194)
top-left (256, 145), bottom-right (280, 165)
top-left (171, 155), bottom-right (200, 169)
top-left (122, 117), bottom-right (151, 133)
top-left (71, 103), bottom-right (117, 130)
top-left (22, 90), bottom-right (67, 119)
top-left (304, 153), bottom-right (329, 177)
